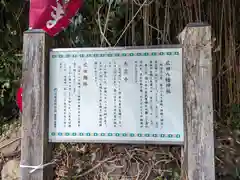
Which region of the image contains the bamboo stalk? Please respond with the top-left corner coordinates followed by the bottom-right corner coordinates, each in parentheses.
top-left (131, 0), bottom-right (135, 46)
top-left (155, 1), bottom-right (160, 45)
top-left (143, 0), bottom-right (149, 46)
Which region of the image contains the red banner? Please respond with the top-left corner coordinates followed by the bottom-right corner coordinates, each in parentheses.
top-left (16, 88), bottom-right (22, 113)
top-left (29, 0), bottom-right (83, 36)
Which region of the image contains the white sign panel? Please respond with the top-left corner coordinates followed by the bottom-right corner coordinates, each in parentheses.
top-left (49, 47), bottom-right (184, 144)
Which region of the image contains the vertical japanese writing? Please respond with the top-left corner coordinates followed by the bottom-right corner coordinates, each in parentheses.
top-left (49, 50), bottom-right (183, 143)
top-left (77, 65), bottom-right (81, 127)
top-left (123, 61), bottom-right (128, 82)
top-left (159, 63), bottom-right (164, 128)
top-left (103, 64), bottom-right (108, 126)
top-left (134, 61), bottom-right (138, 83)
top-left (154, 60), bottom-right (159, 128)
top-left (54, 62), bottom-right (62, 129)
top-left (99, 62), bottom-right (103, 127)
top-left (165, 60), bottom-right (171, 94)
top-left (94, 61), bottom-right (98, 83)
top-left (73, 62), bottom-right (76, 93)
top-left (118, 65), bottom-right (122, 127)
top-left (144, 62), bottom-right (149, 128)
top-left (139, 61), bottom-right (143, 128)
top-left (53, 88), bottom-right (57, 128)
top-left (68, 65), bottom-right (72, 128)
top-left (83, 62), bottom-right (88, 87)
top-left (149, 60), bottom-right (153, 127)
top-left (113, 61), bottom-right (117, 127)
top-left (63, 63), bottom-right (67, 128)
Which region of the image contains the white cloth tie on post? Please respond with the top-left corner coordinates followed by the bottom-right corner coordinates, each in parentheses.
top-left (20, 160), bottom-right (56, 174)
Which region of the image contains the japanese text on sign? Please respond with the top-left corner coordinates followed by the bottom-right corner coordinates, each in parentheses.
top-left (49, 47), bottom-right (184, 144)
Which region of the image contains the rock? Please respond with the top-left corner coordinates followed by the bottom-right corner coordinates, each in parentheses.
top-left (0, 125), bottom-right (21, 156)
top-left (1, 159), bottom-right (20, 180)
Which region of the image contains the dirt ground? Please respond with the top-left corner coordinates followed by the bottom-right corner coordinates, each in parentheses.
top-left (0, 120), bottom-right (239, 180)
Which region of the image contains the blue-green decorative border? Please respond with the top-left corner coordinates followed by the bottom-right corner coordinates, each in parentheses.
top-left (49, 132), bottom-right (181, 138)
top-left (51, 51), bottom-right (180, 59)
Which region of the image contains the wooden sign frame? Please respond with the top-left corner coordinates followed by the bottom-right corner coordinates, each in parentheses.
top-left (20, 23), bottom-right (215, 180)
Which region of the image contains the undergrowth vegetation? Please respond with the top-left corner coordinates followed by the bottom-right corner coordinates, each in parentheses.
top-left (0, 0), bottom-right (240, 179)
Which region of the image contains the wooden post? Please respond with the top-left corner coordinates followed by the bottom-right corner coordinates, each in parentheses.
top-left (178, 23), bottom-right (215, 180)
top-left (21, 30), bottom-right (53, 180)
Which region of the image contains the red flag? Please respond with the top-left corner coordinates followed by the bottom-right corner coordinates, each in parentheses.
top-left (16, 88), bottom-right (22, 113)
top-left (29, 0), bottom-right (83, 36)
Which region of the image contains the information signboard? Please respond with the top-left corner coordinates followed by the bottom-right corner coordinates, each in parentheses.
top-left (49, 46), bottom-right (184, 144)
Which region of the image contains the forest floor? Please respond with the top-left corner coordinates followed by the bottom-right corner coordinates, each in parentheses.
top-left (0, 118), bottom-right (239, 180)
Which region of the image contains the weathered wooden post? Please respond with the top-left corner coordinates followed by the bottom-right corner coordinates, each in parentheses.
top-left (21, 30), bottom-right (53, 180)
top-left (178, 23), bottom-right (215, 180)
